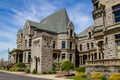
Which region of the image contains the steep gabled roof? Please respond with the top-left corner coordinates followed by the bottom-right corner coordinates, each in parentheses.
top-left (76, 26), bottom-right (94, 38)
top-left (27, 8), bottom-right (70, 34)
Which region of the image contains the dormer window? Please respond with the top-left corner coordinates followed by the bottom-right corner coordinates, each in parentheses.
top-left (53, 41), bottom-right (56, 49)
top-left (88, 32), bottom-right (92, 38)
top-left (70, 29), bottom-right (73, 37)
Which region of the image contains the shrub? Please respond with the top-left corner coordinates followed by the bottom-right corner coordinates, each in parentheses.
top-left (9, 67), bottom-right (15, 71)
top-left (75, 72), bottom-right (87, 78)
top-left (61, 60), bottom-right (74, 75)
top-left (91, 72), bottom-right (103, 79)
top-left (42, 71), bottom-right (47, 74)
top-left (101, 75), bottom-right (107, 80)
top-left (17, 62), bottom-right (26, 68)
top-left (48, 71), bottom-right (52, 74)
top-left (51, 70), bottom-right (56, 74)
top-left (32, 69), bottom-right (37, 74)
top-left (109, 73), bottom-right (120, 80)
top-left (14, 67), bottom-right (20, 71)
top-left (26, 69), bottom-right (30, 73)
top-left (75, 67), bottom-right (85, 72)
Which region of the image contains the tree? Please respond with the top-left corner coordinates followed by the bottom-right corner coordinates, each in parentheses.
top-left (61, 60), bottom-right (74, 75)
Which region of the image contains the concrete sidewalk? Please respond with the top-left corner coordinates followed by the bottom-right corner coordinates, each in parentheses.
top-left (0, 70), bottom-right (72, 80)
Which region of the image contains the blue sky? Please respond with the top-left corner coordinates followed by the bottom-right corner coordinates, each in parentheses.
top-left (0, 0), bottom-right (93, 60)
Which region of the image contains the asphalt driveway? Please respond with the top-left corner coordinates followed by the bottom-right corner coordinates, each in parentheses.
top-left (0, 72), bottom-right (49, 80)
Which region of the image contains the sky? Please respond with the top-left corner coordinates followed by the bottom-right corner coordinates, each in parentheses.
top-left (0, 0), bottom-right (94, 60)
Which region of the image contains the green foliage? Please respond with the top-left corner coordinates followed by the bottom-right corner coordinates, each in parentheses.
top-left (51, 70), bottom-right (56, 74)
top-left (26, 69), bottom-right (30, 73)
top-left (61, 60), bottom-right (74, 75)
top-left (16, 62), bottom-right (26, 68)
top-left (32, 69), bottom-right (37, 74)
top-left (9, 67), bottom-right (20, 71)
top-left (14, 67), bottom-right (20, 71)
top-left (91, 72), bottom-right (103, 79)
top-left (109, 73), bottom-right (120, 80)
top-left (75, 67), bottom-right (85, 72)
top-left (48, 71), bottom-right (52, 74)
top-left (101, 75), bottom-right (107, 80)
top-left (61, 60), bottom-right (74, 71)
top-left (75, 72), bottom-right (87, 78)
top-left (42, 71), bottom-right (47, 74)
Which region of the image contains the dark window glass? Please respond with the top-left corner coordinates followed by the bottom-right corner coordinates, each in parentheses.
top-left (91, 42), bottom-right (94, 48)
top-left (70, 54), bottom-right (72, 61)
top-left (87, 43), bottom-right (89, 49)
top-left (113, 4), bottom-right (120, 10)
top-left (113, 4), bottom-right (120, 23)
top-left (88, 32), bottom-right (92, 38)
top-left (53, 54), bottom-right (57, 59)
top-left (70, 30), bottom-right (73, 37)
top-left (70, 41), bottom-right (72, 49)
top-left (28, 52), bottom-right (31, 62)
top-left (115, 34), bottom-right (120, 39)
top-left (80, 44), bottom-right (82, 51)
top-left (62, 41), bottom-right (66, 49)
top-left (29, 39), bottom-right (32, 47)
top-left (62, 53), bottom-right (65, 59)
top-left (53, 41), bottom-right (56, 48)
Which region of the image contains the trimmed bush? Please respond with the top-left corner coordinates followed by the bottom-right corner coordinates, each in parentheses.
top-left (9, 67), bottom-right (15, 71)
top-left (51, 70), bottom-right (56, 74)
top-left (109, 73), bottom-right (120, 80)
top-left (101, 75), bottom-right (107, 80)
top-left (75, 72), bottom-right (86, 78)
top-left (75, 67), bottom-right (85, 72)
top-left (14, 67), bottom-right (20, 71)
top-left (32, 69), bottom-right (37, 74)
top-left (42, 71), bottom-right (47, 74)
top-left (61, 60), bottom-right (74, 75)
top-left (48, 71), bottom-right (52, 74)
top-left (17, 62), bottom-right (26, 68)
top-left (26, 69), bottom-right (30, 73)
top-left (91, 72), bottom-right (103, 79)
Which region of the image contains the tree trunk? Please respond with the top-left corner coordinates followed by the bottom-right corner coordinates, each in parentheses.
top-left (68, 70), bottom-right (69, 75)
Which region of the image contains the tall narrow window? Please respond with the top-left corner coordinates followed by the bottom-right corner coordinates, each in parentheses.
top-left (87, 43), bottom-right (89, 50)
top-left (24, 53), bottom-right (26, 63)
top-left (88, 32), bottom-right (92, 38)
top-left (62, 41), bottom-right (66, 49)
top-left (28, 52), bottom-right (31, 62)
top-left (113, 4), bottom-right (120, 23)
top-left (80, 44), bottom-right (82, 51)
top-left (70, 54), bottom-right (72, 61)
top-left (70, 29), bottom-right (73, 37)
top-left (61, 53), bottom-right (65, 59)
top-left (70, 41), bottom-right (72, 49)
top-left (91, 42), bottom-right (94, 48)
top-left (29, 39), bottom-right (32, 47)
top-left (53, 41), bottom-right (56, 49)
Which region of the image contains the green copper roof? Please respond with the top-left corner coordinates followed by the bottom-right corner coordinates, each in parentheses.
top-left (76, 26), bottom-right (94, 38)
top-left (27, 8), bottom-right (70, 34)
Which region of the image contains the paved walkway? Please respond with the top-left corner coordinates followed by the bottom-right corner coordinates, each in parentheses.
top-left (0, 70), bottom-right (71, 80)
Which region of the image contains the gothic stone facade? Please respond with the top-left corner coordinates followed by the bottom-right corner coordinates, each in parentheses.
top-left (9, 0), bottom-right (120, 75)
top-left (9, 9), bottom-right (76, 73)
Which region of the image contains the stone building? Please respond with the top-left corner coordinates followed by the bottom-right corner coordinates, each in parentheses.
top-left (9, 9), bottom-right (76, 73)
top-left (9, 0), bottom-right (120, 75)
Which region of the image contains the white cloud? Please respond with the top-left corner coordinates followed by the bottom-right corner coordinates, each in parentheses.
top-left (68, 3), bottom-right (93, 33)
top-left (11, 0), bottom-right (56, 27)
